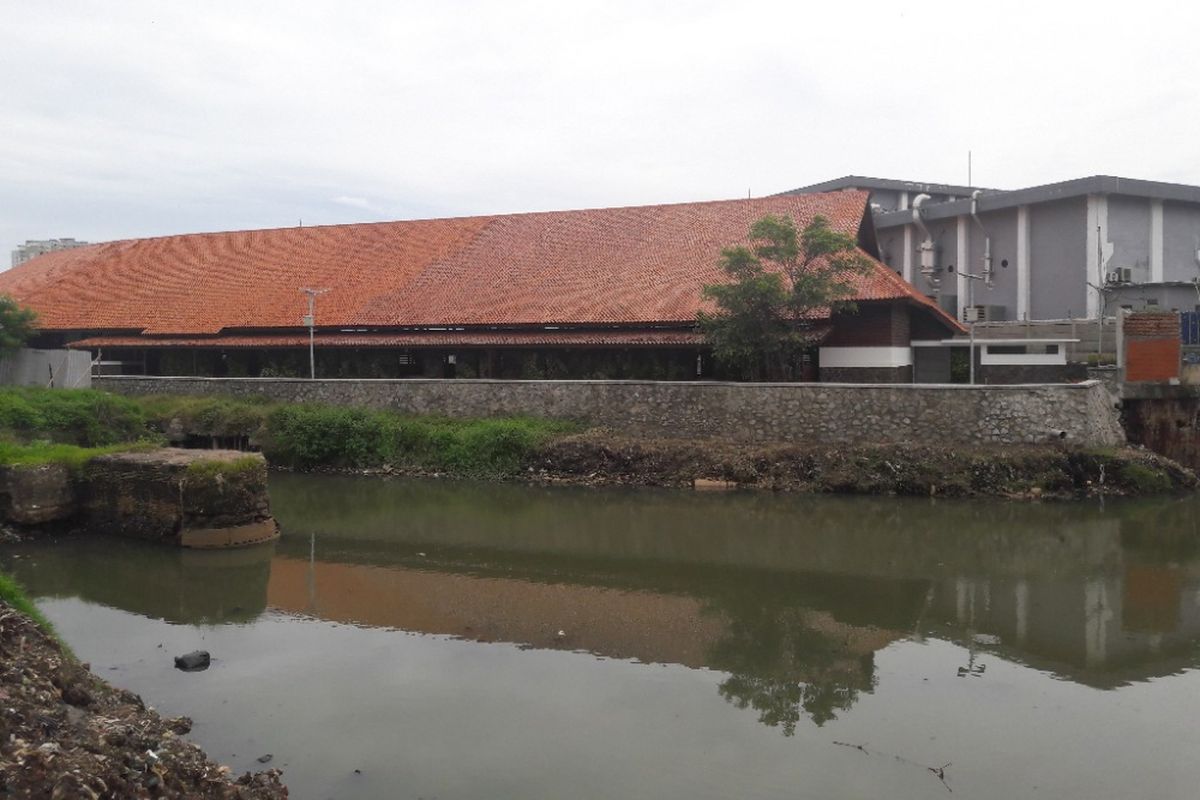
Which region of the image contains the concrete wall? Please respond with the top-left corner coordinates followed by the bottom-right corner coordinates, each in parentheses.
top-left (876, 192), bottom-right (1200, 324)
top-left (972, 318), bottom-right (1118, 362)
top-left (876, 227), bottom-right (906, 277)
top-left (1030, 198), bottom-right (1088, 320)
top-left (96, 376), bottom-right (1126, 447)
top-left (969, 207), bottom-right (1019, 318)
top-left (880, 200), bottom-right (1086, 324)
top-left (1108, 284), bottom-right (1200, 313)
top-left (924, 217), bottom-right (960, 309)
top-left (1108, 195), bottom-right (1152, 281)
top-left (1162, 201), bottom-right (1200, 281)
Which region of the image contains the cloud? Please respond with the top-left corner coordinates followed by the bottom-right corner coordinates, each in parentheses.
top-left (331, 196), bottom-right (378, 212)
top-left (3, 0), bottom-right (1200, 255)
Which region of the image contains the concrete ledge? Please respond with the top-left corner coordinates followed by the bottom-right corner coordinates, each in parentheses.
top-left (180, 518), bottom-right (280, 549)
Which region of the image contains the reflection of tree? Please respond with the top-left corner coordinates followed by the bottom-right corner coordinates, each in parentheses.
top-left (708, 604), bottom-right (878, 734)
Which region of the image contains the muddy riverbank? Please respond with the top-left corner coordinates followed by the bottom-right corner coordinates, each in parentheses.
top-left (0, 388), bottom-right (1194, 501)
top-left (339, 433), bottom-right (1197, 499)
top-left (0, 597), bottom-right (287, 798)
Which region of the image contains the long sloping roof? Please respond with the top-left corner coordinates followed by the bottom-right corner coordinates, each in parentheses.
top-left (0, 191), bottom-right (959, 336)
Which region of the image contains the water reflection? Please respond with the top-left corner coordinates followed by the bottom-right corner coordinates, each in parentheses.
top-left (2, 536), bottom-right (274, 624)
top-left (5, 477), bottom-right (1200, 735)
top-left (708, 601), bottom-right (879, 732)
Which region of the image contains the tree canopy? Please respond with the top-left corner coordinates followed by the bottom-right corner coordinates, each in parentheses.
top-left (698, 214), bottom-right (871, 381)
top-left (0, 295), bottom-right (37, 351)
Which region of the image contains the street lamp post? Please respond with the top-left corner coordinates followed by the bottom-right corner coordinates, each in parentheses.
top-left (1085, 281), bottom-right (1111, 359)
top-left (300, 288), bottom-right (329, 379)
top-left (955, 268), bottom-right (991, 385)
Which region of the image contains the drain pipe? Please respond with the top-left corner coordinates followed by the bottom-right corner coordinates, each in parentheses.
top-left (970, 190), bottom-right (994, 288)
top-left (912, 194), bottom-right (938, 294)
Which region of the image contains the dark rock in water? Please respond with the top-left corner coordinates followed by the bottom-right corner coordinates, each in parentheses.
top-left (173, 651), bottom-right (211, 672)
top-left (257, 754), bottom-right (273, 764)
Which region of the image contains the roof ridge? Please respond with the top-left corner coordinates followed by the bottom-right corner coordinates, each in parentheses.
top-left (35, 191), bottom-right (869, 250)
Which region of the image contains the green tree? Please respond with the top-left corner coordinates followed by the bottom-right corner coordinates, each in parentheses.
top-left (0, 295), bottom-right (38, 351)
top-left (698, 214), bottom-right (871, 381)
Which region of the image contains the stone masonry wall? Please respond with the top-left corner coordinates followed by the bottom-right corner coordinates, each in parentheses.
top-left (96, 376), bottom-right (1127, 448)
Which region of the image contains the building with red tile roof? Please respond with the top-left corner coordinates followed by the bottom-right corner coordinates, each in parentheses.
top-left (0, 190), bottom-right (962, 382)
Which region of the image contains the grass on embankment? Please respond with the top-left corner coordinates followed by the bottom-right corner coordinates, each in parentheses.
top-left (0, 441), bottom-right (157, 470)
top-left (0, 388), bottom-right (160, 471)
top-left (133, 394), bottom-right (580, 477)
top-left (0, 388), bottom-right (1193, 496)
top-left (0, 387), bottom-right (149, 446)
top-left (0, 388), bottom-right (576, 479)
top-left (0, 571), bottom-right (55, 634)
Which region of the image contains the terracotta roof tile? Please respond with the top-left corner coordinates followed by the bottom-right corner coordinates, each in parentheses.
top-left (1, 191), bottom-right (960, 336)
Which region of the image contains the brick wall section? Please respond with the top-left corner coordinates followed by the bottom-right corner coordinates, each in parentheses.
top-left (824, 302), bottom-right (910, 347)
top-left (1124, 311), bottom-right (1181, 383)
top-left (1126, 340), bottom-right (1182, 383)
top-left (910, 306), bottom-right (950, 341)
top-left (1124, 313), bottom-right (1179, 338)
top-left (96, 376), bottom-right (1126, 447)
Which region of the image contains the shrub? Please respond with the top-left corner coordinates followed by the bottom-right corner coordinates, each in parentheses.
top-left (262, 405), bottom-right (389, 468)
top-left (0, 388), bottom-right (148, 446)
top-left (1118, 461), bottom-right (1173, 494)
top-left (137, 394), bottom-right (271, 438)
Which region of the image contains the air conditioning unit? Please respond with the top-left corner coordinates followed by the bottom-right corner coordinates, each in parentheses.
top-left (962, 305), bottom-right (1007, 323)
top-left (1105, 267), bottom-right (1133, 284)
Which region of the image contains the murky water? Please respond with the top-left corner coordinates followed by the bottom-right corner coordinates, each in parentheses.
top-left (4, 476), bottom-right (1200, 799)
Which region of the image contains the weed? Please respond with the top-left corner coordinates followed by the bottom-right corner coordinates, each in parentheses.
top-left (0, 572), bottom-right (55, 634)
top-left (1118, 461), bottom-right (1173, 494)
top-left (0, 441), bottom-right (154, 471)
top-left (185, 455), bottom-right (265, 480)
top-left (0, 388), bottom-right (148, 446)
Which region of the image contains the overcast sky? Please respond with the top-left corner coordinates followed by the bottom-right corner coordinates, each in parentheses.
top-left (3, 1), bottom-right (1197, 258)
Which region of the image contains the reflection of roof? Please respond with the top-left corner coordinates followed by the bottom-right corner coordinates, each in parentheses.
top-left (0, 191), bottom-right (959, 337)
top-left (265, 557), bottom-right (903, 670)
top-left (267, 557), bottom-right (730, 668)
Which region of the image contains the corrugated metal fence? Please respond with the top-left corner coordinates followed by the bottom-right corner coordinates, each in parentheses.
top-left (1180, 311), bottom-right (1200, 346)
top-left (0, 348), bottom-right (92, 388)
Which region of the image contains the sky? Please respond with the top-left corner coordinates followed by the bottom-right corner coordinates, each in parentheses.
top-left (3, 0), bottom-right (1198, 259)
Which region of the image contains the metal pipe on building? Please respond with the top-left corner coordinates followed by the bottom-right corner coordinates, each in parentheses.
top-left (970, 190), bottom-right (994, 288)
top-left (912, 194), bottom-right (938, 294)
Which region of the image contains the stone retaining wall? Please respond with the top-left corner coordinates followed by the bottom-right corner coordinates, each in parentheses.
top-left (0, 449), bottom-right (278, 548)
top-left (97, 376), bottom-right (1127, 447)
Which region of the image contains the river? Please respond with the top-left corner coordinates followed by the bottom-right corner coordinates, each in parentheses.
top-left (3, 475), bottom-right (1200, 799)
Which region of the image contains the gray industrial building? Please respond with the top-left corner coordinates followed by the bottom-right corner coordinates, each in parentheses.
top-left (786, 176), bottom-right (1200, 323)
top-left (10, 238), bottom-right (89, 268)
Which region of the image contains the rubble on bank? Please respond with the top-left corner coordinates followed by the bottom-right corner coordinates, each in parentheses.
top-left (0, 599), bottom-right (287, 799)
top-left (526, 433), bottom-right (1198, 498)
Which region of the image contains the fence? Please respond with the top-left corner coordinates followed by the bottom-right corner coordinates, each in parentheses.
top-left (0, 348), bottom-right (92, 388)
top-left (1181, 312), bottom-right (1200, 346)
top-left (972, 318), bottom-right (1117, 363)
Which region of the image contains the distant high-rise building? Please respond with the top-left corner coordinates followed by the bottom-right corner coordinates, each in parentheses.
top-left (11, 238), bottom-right (89, 268)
